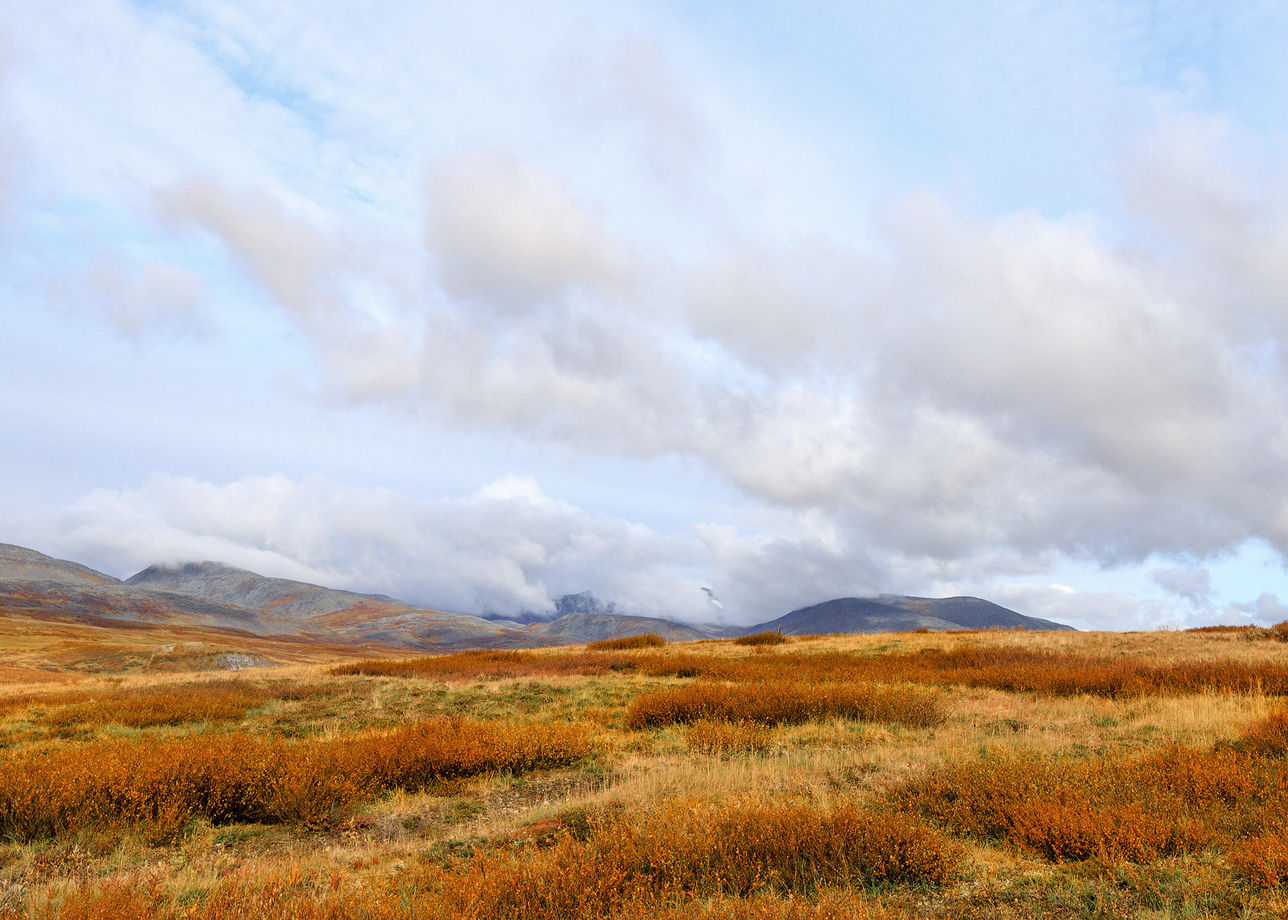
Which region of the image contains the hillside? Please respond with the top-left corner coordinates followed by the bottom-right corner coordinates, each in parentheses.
top-left (0, 544), bottom-right (269, 633)
top-left (528, 612), bottom-right (709, 643)
top-left (1, 545), bottom-right (1072, 660)
top-left (745, 594), bottom-right (1071, 636)
top-left (126, 561), bottom-right (544, 650)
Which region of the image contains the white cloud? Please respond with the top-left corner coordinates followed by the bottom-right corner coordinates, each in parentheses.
top-left (19, 474), bottom-right (715, 621)
top-left (1152, 566), bottom-right (1213, 607)
top-left (1226, 592), bottom-right (1288, 626)
top-left (424, 149), bottom-right (630, 314)
top-left (79, 258), bottom-right (207, 337)
top-left (10, 2), bottom-right (1288, 633)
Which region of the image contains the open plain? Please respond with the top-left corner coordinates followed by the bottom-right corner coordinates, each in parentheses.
top-left (2, 621), bottom-right (1288, 919)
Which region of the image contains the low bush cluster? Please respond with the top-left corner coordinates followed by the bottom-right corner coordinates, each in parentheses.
top-left (733, 631), bottom-right (790, 647)
top-left (895, 709), bottom-right (1288, 879)
top-left (431, 799), bottom-right (957, 919)
top-left (0, 718), bottom-right (590, 841)
top-left (331, 649), bottom-right (631, 680)
top-left (37, 800), bottom-right (944, 919)
top-left (333, 643), bottom-right (1288, 700)
top-left (625, 680), bottom-right (945, 730)
top-left (586, 634), bottom-right (667, 651)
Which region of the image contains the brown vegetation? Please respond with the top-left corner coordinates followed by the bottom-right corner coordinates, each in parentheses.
top-left (733, 630), bottom-right (790, 647)
top-left (586, 633), bottom-right (667, 651)
top-left (625, 680), bottom-right (945, 730)
top-left (8, 627), bottom-right (1288, 918)
top-left (0, 717), bottom-right (589, 841)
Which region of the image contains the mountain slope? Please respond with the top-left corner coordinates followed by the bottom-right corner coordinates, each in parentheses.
top-left (0, 544), bottom-right (268, 632)
top-left (528, 613), bottom-right (709, 643)
top-left (745, 595), bottom-right (1071, 636)
top-left (126, 561), bottom-right (546, 650)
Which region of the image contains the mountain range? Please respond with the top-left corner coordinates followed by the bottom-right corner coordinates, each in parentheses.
top-left (0, 542), bottom-right (1070, 654)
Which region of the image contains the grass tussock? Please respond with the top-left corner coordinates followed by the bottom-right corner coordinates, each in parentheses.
top-left (684, 719), bottom-right (774, 756)
top-left (34, 801), bottom-right (954, 920)
top-left (333, 643), bottom-right (1288, 700)
top-left (0, 717), bottom-right (590, 841)
top-left (857, 645), bottom-right (1288, 697)
top-left (625, 681), bottom-right (945, 730)
top-left (896, 712), bottom-right (1288, 874)
top-left (586, 634), bottom-right (667, 651)
top-left (330, 649), bottom-right (630, 679)
top-left (733, 631), bottom-right (790, 647)
top-left (431, 799), bottom-right (957, 920)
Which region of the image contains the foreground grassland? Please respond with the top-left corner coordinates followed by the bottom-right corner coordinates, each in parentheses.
top-left (3, 626), bottom-right (1288, 918)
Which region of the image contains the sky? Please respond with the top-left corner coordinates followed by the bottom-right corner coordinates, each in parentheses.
top-left (4, 1), bottom-right (1288, 630)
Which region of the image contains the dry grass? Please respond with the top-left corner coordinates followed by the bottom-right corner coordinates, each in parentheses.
top-left (586, 634), bottom-right (667, 651)
top-left (0, 717), bottom-right (590, 841)
top-left (7, 627), bottom-right (1288, 918)
top-left (733, 631), bottom-right (790, 647)
top-left (625, 680), bottom-right (946, 730)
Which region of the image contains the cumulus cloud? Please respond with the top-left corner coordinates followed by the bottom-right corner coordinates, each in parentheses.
top-left (157, 127), bottom-right (1288, 597)
top-left (1226, 592), bottom-right (1288, 626)
top-left (21, 473), bottom-right (716, 621)
top-left (424, 150), bottom-right (630, 314)
top-left (155, 177), bottom-right (343, 327)
top-left (551, 34), bottom-right (706, 187)
top-left (14, 2), bottom-right (1288, 632)
top-left (1152, 566), bottom-right (1213, 607)
top-left (81, 259), bottom-right (207, 337)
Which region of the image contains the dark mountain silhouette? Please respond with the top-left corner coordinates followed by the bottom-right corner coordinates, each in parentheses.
top-left (743, 595), bottom-right (1071, 636)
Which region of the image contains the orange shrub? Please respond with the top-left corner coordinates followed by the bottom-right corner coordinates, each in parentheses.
top-left (0, 718), bottom-right (590, 841)
top-left (733, 631), bottom-right (789, 647)
top-left (586, 633), bottom-right (666, 651)
top-left (432, 799), bottom-right (957, 919)
top-left (43, 802), bottom-right (945, 918)
top-left (894, 752), bottom-right (1210, 864)
top-left (37, 681), bottom-right (269, 729)
top-left (1238, 710), bottom-right (1288, 756)
top-left (1230, 830), bottom-right (1288, 888)
top-left (331, 649), bottom-right (633, 679)
top-left (625, 680), bottom-right (945, 730)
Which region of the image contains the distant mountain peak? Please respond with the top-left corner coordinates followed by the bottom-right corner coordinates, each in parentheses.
top-left (740, 594), bottom-right (1072, 636)
top-left (554, 591), bottom-right (617, 617)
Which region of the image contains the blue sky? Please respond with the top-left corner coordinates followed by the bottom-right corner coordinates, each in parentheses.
top-left (4, 1), bottom-right (1288, 628)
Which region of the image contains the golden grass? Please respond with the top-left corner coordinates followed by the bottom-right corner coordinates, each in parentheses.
top-left (8, 626), bottom-right (1288, 918)
top-left (733, 631), bottom-right (790, 647)
top-left (586, 634), bottom-right (667, 651)
top-left (625, 680), bottom-right (946, 730)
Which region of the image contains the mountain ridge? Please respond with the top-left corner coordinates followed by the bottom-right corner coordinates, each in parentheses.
top-left (0, 543), bottom-right (1073, 650)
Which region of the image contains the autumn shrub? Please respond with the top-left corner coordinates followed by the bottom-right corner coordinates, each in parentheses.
top-left (331, 649), bottom-right (635, 680)
top-left (1230, 829), bottom-right (1288, 888)
top-left (894, 752), bottom-right (1209, 864)
top-left (0, 718), bottom-right (591, 841)
top-left (684, 718), bottom-right (773, 756)
top-left (586, 633), bottom-right (666, 651)
top-left (844, 646), bottom-right (1288, 697)
top-left (36, 682), bottom-right (269, 730)
top-left (734, 631), bottom-right (789, 647)
top-left (38, 807), bottom-right (938, 919)
top-left (626, 680), bottom-right (945, 730)
top-left (1239, 710), bottom-right (1288, 756)
top-left (430, 799), bottom-right (957, 920)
